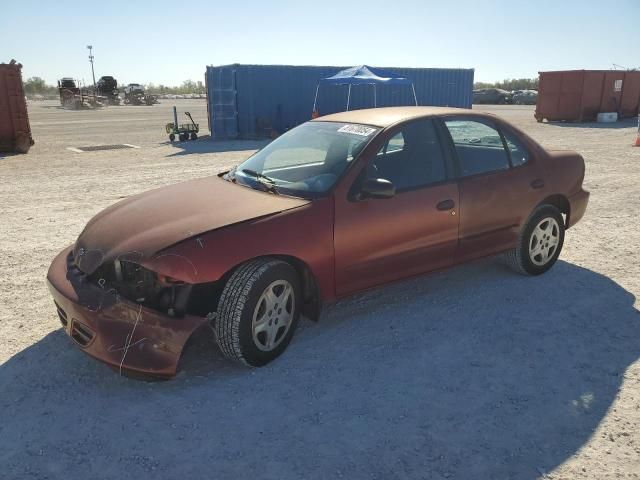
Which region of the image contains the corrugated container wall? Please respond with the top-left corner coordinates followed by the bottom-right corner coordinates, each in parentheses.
top-left (206, 64), bottom-right (474, 138)
top-left (535, 70), bottom-right (640, 122)
top-left (0, 60), bottom-right (34, 153)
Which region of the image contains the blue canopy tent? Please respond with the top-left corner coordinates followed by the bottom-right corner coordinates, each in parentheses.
top-left (312, 65), bottom-right (418, 113)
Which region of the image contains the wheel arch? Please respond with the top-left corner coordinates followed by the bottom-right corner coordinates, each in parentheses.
top-left (217, 254), bottom-right (322, 322)
top-left (271, 254), bottom-right (322, 322)
top-left (537, 194), bottom-right (571, 228)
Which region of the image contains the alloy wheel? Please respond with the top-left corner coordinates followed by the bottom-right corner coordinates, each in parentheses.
top-left (251, 280), bottom-right (295, 352)
top-left (529, 217), bottom-right (560, 266)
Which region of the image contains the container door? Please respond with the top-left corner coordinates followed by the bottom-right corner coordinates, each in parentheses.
top-left (537, 72), bottom-right (585, 121)
top-left (557, 71), bottom-right (586, 121)
top-left (600, 72), bottom-right (625, 114)
top-left (209, 68), bottom-right (238, 139)
top-left (620, 72), bottom-right (640, 118)
top-left (580, 72), bottom-right (606, 121)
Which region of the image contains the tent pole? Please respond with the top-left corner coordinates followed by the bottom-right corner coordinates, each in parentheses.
top-left (412, 84), bottom-right (418, 106)
top-left (347, 84), bottom-right (351, 111)
top-left (312, 84), bottom-right (319, 112)
top-left (374, 84), bottom-right (377, 107)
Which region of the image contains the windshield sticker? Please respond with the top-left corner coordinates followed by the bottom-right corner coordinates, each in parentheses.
top-left (337, 124), bottom-right (377, 137)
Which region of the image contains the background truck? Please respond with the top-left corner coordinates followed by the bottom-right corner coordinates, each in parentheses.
top-left (123, 83), bottom-right (156, 105)
top-left (58, 77), bottom-right (103, 109)
top-left (96, 76), bottom-right (120, 105)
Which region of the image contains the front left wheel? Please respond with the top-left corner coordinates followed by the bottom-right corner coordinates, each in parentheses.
top-left (215, 258), bottom-right (301, 367)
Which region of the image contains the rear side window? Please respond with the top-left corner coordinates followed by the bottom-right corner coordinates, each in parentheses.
top-left (373, 119), bottom-right (447, 191)
top-left (444, 120), bottom-right (509, 177)
top-left (502, 130), bottom-right (529, 167)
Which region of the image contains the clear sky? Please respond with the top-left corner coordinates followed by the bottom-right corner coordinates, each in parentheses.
top-left (3, 0), bottom-right (638, 86)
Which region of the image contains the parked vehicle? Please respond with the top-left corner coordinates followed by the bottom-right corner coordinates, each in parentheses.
top-left (96, 76), bottom-right (120, 105)
top-left (57, 77), bottom-right (102, 109)
top-left (513, 89), bottom-right (538, 105)
top-left (47, 106), bottom-right (589, 378)
top-left (123, 83), bottom-right (156, 105)
top-left (57, 77), bottom-right (81, 109)
top-left (473, 88), bottom-right (512, 104)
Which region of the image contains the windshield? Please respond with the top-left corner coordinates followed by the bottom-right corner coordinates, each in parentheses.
top-left (229, 121), bottom-right (379, 197)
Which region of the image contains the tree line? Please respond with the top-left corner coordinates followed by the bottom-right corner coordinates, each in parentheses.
top-left (474, 78), bottom-right (539, 91)
top-left (145, 80), bottom-right (206, 94)
top-left (22, 77), bottom-right (206, 95)
top-left (24, 75), bottom-right (540, 96)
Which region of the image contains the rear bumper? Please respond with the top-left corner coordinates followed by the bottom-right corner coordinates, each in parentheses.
top-left (568, 189), bottom-right (590, 228)
top-left (47, 246), bottom-right (208, 378)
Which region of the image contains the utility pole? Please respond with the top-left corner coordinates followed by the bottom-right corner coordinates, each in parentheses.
top-left (87, 45), bottom-right (96, 89)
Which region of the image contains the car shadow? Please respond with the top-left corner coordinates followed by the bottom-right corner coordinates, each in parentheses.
top-left (165, 135), bottom-right (269, 157)
top-left (543, 117), bottom-right (638, 129)
top-left (1, 259), bottom-right (638, 479)
top-left (0, 152), bottom-right (23, 159)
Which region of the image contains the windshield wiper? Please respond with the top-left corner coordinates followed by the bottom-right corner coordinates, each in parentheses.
top-left (241, 168), bottom-right (279, 194)
top-left (223, 167), bottom-right (237, 182)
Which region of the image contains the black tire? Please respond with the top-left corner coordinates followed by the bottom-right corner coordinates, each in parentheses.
top-left (14, 133), bottom-right (32, 153)
top-left (178, 133), bottom-right (186, 142)
top-left (169, 133), bottom-right (175, 142)
top-left (190, 132), bottom-right (198, 140)
top-left (505, 205), bottom-right (565, 275)
top-left (215, 258), bottom-right (301, 367)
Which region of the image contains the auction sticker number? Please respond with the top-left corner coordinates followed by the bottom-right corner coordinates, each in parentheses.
top-left (337, 124), bottom-right (377, 136)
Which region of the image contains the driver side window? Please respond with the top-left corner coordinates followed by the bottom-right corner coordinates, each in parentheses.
top-left (371, 119), bottom-right (447, 192)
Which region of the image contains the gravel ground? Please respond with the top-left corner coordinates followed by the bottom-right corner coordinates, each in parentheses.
top-left (0, 100), bottom-right (638, 479)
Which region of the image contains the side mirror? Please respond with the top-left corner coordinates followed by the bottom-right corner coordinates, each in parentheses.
top-left (359, 178), bottom-right (396, 200)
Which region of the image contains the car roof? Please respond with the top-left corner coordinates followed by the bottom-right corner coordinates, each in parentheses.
top-left (312, 106), bottom-right (474, 128)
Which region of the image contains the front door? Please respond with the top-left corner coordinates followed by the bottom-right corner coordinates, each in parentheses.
top-left (334, 118), bottom-right (460, 296)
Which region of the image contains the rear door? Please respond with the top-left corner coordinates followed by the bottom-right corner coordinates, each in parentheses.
top-left (441, 117), bottom-right (548, 263)
top-left (333, 118), bottom-right (459, 296)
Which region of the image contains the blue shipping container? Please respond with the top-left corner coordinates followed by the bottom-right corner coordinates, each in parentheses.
top-left (206, 64), bottom-right (474, 139)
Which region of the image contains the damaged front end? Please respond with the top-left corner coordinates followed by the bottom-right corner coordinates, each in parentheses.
top-left (90, 259), bottom-right (194, 318)
top-left (47, 246), bottom-right (216, 378)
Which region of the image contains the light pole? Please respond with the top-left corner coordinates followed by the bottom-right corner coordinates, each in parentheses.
top-left (87, 45), bottom-right (96, 89)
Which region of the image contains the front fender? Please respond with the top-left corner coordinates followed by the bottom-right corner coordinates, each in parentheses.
top-left (141, 198), bottom-right (336, 301)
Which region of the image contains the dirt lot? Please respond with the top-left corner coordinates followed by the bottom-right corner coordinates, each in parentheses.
top-left (1, 100), bottom-right (638, 479)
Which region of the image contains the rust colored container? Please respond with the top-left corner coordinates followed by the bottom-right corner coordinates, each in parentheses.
top-left (0, 60), bottom-right (34, 153)
top-left (535, 70), bottom-right (640, 122)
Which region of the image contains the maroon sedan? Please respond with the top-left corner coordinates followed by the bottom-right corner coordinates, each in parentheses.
top-left (47, 107), bottom-right (589, 377)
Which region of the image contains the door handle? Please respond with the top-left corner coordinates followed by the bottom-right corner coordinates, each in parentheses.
top-left (530, 178), bottom-right (545, 189)
top-left (436, 199), bottom-right (455, 211)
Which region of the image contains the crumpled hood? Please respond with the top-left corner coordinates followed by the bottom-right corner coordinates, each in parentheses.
top-left (73, 175), bottom-right (309, 274)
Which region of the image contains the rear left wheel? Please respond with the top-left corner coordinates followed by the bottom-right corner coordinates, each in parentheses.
top-left (505, 205), bottom-right (565, 275)
top-left (215, 258), bottom-right (301, 367)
